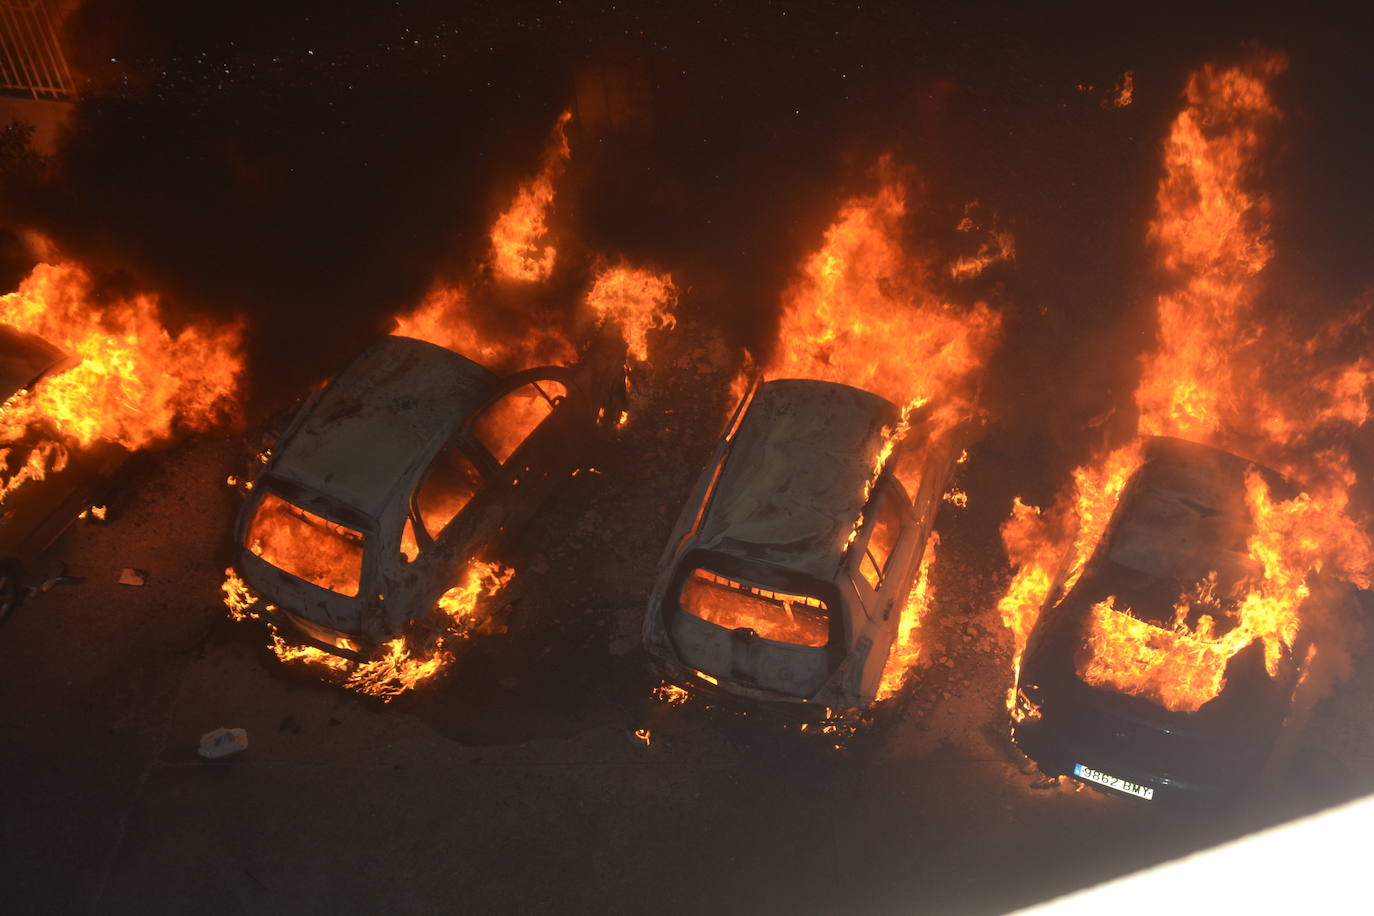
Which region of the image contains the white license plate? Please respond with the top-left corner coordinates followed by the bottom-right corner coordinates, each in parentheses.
top-left (1073, 763), bottom-right (1155, 800)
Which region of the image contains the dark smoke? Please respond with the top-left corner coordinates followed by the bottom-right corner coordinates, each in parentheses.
top-left (0, 0), bottom-right (1367, 448)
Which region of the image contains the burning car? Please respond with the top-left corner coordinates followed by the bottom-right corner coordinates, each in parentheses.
top-left (642, 378), bottom-right (954, 709)
top-left (1010, 436), bottom-right (1348, 801)
top-left (230, 331), bottom-right (626, 659)
top-left (1, 324), bottom-right (124, 620)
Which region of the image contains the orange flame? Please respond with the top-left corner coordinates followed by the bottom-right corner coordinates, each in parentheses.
top-left (223, 560), bottom-right (514, 700)
top-left (392, 284), bottom-right (576, 369)
top-left (584, 265), bottom-right (678, 362)
top-left (950, 202), bottom-right (1016, 281)
top-left (766, 160), bottom-right (1001, 694)
top-left (875, 531), bottom-right (940, 701)
top-left (1, 261), bottom-right (244, 503)
top-left (766, 158), bottom-right (1001, 438)
top-left (1109, 71), bottom-right (1134, 109)
top-left (489, 111), bottom-right (572, 282)
top-left (997, 52), bottom-right (1374, 715)
top-left (1079, 471), bottom-right (1374, 711)
top-left (1135, 55), bottom-right (1286, 445)
top-left (1, 262), bottom-right (244, 449)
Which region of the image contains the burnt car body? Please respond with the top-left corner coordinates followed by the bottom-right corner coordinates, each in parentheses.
top-left (231, 332), bottom-right (625, 659)
top-left (1012, 436), bottom-right (1331, 802)
top-left (1, 324), bottom-right (123, 620)
top-left (642, 378), bottom-right (955, 709)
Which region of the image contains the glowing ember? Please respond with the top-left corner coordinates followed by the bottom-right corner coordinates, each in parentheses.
top-left (489, 110), bottom-right (572, 282)
top-left (584, 265), bottom-right (679, 362)
top-left (652, 682), bottom-right (690, 705)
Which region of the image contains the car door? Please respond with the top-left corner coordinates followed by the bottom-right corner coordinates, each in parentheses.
top-left (459, 367), bottom-right (581, 519)
top-left (849, 476), bottom-right (919, 627)
top-left (394, 369), bottom-right (578, 620)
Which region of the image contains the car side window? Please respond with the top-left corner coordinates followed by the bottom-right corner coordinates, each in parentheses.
top-left (859, 486), bottom-right (906, 590)
top-left (473, 380), bottom-right (566, 465)
top-left (411, 446), bottom-right (483, 546)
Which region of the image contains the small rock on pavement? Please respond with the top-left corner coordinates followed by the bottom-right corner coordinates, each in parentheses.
top-left (199, 727), bottom-right (249, 760)
top-left (117, 567), bottom-right (148, 587)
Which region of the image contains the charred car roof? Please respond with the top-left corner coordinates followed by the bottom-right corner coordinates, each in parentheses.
top-left (268, 336), bottom-right (497, 520)
top-left (692, 378), bottom-right (897, 581)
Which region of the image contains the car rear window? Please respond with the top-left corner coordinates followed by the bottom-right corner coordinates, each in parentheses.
top-left (245, 491), bottom-right (364, 597)
top-left (678, 568), bottom-right (829, 647)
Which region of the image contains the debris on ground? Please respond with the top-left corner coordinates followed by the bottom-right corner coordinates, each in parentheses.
top-left (20, 564), bottom-right (84, 602)
top-left (39, 565), bottom-right (83, 593)
top-left (117, 568), bottom-right (148, 587)
top-left (199, 727), bottom-right (249, 759)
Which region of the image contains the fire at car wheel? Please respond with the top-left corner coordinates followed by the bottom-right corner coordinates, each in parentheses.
top-left (0, 559), bottom-right (24, 624)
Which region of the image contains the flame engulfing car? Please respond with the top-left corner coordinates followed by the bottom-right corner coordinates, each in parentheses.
top-left (232, 332), bottom-right (625, 659)
top-left (642, 379), bottom-right (954, 709)
top-left (1011, 437), bottom-right (1340, 801)
top-left (0, 325), bottom-right (123, 620)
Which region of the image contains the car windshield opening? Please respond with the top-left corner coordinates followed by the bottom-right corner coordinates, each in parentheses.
top-left (679, 568), bottom-right (829, 647)
top-left (246, 491), bottom-right (364, 597)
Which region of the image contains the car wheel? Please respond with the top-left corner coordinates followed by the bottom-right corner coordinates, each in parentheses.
top-left (0, 559), bottom-right (23, 623)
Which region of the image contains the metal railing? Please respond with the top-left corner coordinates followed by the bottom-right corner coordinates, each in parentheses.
top-left (0, 0), bottom-right (74, 101)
